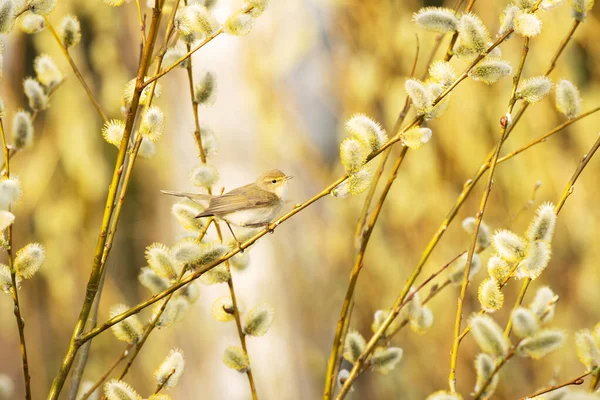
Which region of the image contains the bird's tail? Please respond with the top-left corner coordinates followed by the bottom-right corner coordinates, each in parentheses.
top-left (160, 190), bottom-right (214, 201)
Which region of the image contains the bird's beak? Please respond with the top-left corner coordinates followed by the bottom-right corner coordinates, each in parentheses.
top-left (283, 175), bottom-right (293, 181)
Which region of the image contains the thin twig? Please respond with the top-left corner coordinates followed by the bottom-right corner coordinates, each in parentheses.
top-left (520, 371), bottom-right (589, 399)
top-left (78, 343), bottom-right (134, 400)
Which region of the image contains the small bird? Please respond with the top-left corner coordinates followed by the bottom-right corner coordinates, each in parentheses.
top-left (162, 169), bottom-right (293, 247)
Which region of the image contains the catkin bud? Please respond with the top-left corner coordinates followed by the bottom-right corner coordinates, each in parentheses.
top-left (515, 0), bottom-right (537, 8)
top-left (223, 346), bottom-right (249, 372)
top-left (515, 241), bottom-right (551, 280)
top-left (447, 253), bottom-right (481, 285)
top-left (492, 229), bottom-right (526, 262)
top-left (516, 76), bottom-right (552, 103)
top-left (200, 124), bottom-right (218, 156)
top-left (122, 78), bottom-right (162, 107)
top-left (426, 391), bottom-right (464, 400)
top-left (527, 202), bottom-right (556, 242)
top-left (498, 5), bottom-right (520, 37)
top-left (344, 330), bottom-right (366, 363)
top-left (193, 71), bottom-right (216, 106)
top-left (23, 78), bottom-right (49, 111)
top-left (340, 137), bottom-right (368, 173)
top-left (401, 126), bottom-right (432, 150)
top-left (103, 0), bottom-right (126, 6)
top-left (469, 57), bottom-right (513, 85)
top-left (194, 242), bottom-right (229, 269)
top-left (513, 13), bottom-right (542, 37)
top-left (244, 0), bottom-right (269, 17)
top-left (30, 0), bottom-right (56, 15)
top-left (104, 380), bottom-right (141, 400)
top-left (138, 267), bottom-right (170, 294)
top-left (14, 243), bottom-right (44, 279)
top-left (471, 315), bottom-right (510, 357)
top-left (429, 61), bottom-right (456, 87)
top-left (18, 13), bottom-right (46, 34)
top-left (400, 287), bottom-right (422, 321)
top-left (371, 347), bottom-right (403, 375)
top-left (457, 13), bottom-right (490, 55)
top-left (155, 297), bottom-right (189, 327)
top-left (541, 0), bottom-right (565, 9)
top-left (0, 0), bottom-right (15, 34)
top-left (461, 217), bottom-right (491, 250)
top-left (179, 281), bottom-right (199, 304)
top-left (163, 42), bottom-right (188, 69)
top-left (517, 329), bottom-right (566, 359)
top-left (570, 0), bottom-right (594, 21)
top-left (412, 7), bottom-right (459, 33)
top-left (230, 252), bottom-right (250, 271)
top-left (171, 200), bottom-right (206, 231)
top-left (102, 120), bottom-right (125, 147)
top-left (171, 238), bottom-right (203, 265)
top-left (0, 210), bottom-right (15, 231)
top-left (148, 395), bottom-right (171, 400)
top-left (183, 5), bottom-right (219, 36)
top-left (344, 166), bottom-right (373, 196)
top-left (34, 54), bottom-right (63, 88)
top-left (529, 286), bottom-right (557, 323)
top-left (371, 309), bottom-right (401, 337)
top-left (0, 178), bottom-right (21, 209)
top-left (59, 15), bottom-right (81, 48)
top-left (109, 304), bottom-right (143, 343)
top-left (555, 80), bottom-right (581, 119)
top-left (211, 296), bottom-right (243, 322)
top-left (575, 330), bottom-right (600, 370)
top-left (474, 353), bottom-right (498, 398)
top-left (409, 306), bottom-right (434, 334)
top-left (224, 10), bottom-right (254, 36)
top-left (1, 263), bottom-right (19, 293)
top-left (511, 307), bottom-right (540, 338)
top-left (199, 264), bottom-right (230, 284)
top-left (11, 111), bottom-right (34, 149)
top-left (146, 243), bottom-right (178, 280)
top-left (189, 164), bottom-right (220, 188)
top-left (139, 106), bottom-right (165, 142)
top-left (404, 79), bottom-right (432, 115)
top-left (154, 349), bottom-right (185, 389)
top-left (345, 114), bottom-right (388, 153)
top-left (244, 303), bottom-right (274, 336)
top-left (424, 82), bottom-right (450, 120)
top-left (478, 278), bottom-right (504, 312)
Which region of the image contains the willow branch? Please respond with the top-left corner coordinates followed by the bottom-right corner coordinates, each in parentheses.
top-left (520, 371), bottom-right (589, 399)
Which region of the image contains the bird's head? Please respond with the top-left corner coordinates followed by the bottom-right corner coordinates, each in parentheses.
top-left (256, 169), bottom-right (293, 199)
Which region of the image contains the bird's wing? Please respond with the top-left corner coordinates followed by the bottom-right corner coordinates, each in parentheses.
top-left (199, 184), bottom-right (278, 216)
top-left (161, 190), bottom-right (214, 201)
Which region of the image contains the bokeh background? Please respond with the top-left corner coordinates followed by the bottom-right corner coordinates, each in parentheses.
top-left (1, 0), bottom-right (600, 399)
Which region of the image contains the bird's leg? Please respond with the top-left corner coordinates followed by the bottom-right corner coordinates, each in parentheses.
top-left (225, 221), bottom-right (244, 253)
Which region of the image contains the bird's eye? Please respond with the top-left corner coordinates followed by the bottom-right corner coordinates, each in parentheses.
top-left (271, 179), bottom-right (277, 184)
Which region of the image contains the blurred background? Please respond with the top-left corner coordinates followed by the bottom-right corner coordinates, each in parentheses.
top-left (1, 0), bottom-right (600, 398)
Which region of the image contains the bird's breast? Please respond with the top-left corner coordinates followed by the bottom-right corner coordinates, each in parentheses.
top-left (223, 205), bottom-right (281, 227)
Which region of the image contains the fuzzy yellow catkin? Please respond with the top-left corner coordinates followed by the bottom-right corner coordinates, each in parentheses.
top-left (122, 78), bottom-right (162, 106)
top-left (103, 0), bottom-right (126, 6)
top-left (190, 164), bottom-right (220, 188)
top-left (429, 61), bottom-right (456, 87)
top-left (511, 307), bottom-right (540, 338)
top-left (517, 329), bottom-right (566, 359)
top-left (200, 124), bottom-right (218, 156)
top-left (193, 71), bottom-right (216, 106)
top-left (155, 296), bottom-right (189, 327)
top-left (18, 13), bottom-right (46, 34)
top-left (345, 114), bottom-right (388, 152)
top-left (11, 111), bottom-right (34, 149)
top-left (541, 0), bottom-right (565, 9)
top-left (343, 330), bottom-right (366, 364)
top-left (30, 0), bottom-right (56, 15)
top-left (499, 5), bottom-right (520, 37)
top-left (34, 54), bottom-right (62, 87)
top-left (199, 264), bottom-right (230, 285)
top-left (102, 120), bottom-right (125, 147)
top-left (146, 243), bottom-right (178, 280)
top-left (171, 238), bottom-right (204, 265)
top-left (23, 78), bottom-right (49, 111)
top-left (513, 13), bottom-right (542, 37)
top-left (447, 253), bottom-right (481, 285)
top-left (471, 315), bottom-right (510, 357)
top-left (474, 353), bottom-right (498, 398)
top-left (0, 98), bottom-right (4, 118)
top-left (245, 0), bottom-right (269, 17)
top-left (163, 43), bottom-right (188, 69)
top-left (400, 287), bottom-right (423, 321)
top-left (179, 281), bottom-right (199, 304)
top-left (517, 76), bottom-right (552, 104)
top-left (345, 166), bottom-right (373, 196)
top-left (492, 229), bottom-right (526, 262)
top-left (404, 79), bottom-right (431, 115)
top-left (58, 15), bottom-right (81, 48)
top-left (139, 106), bottom-right (165, 142)
top-left (594, 322), bottom-right (600, 344)
top-left (14, 243), bottom-right (45, 279)
top-left (184, 5), bottom-right (219, 36)
top-left (409, 306), bottom-right (434, 334)
top-left (0, 178), bottom-right (21, 209)
top-left (1, 263), bottom-right (19, 293)
top-left (412, 7), bottom-right (459, 33)
top-left (515, 0), bottom-right (537, 8)
top-left (0, 210), bottom-right (15, 231)
top-left (575, 330), bottom-right (600, 370)
top-left (154, 349), bottom-right (185, 389)
top-left (224, 10), bottom-right (254, 36)
top-left (195, 243), bottom-right (229, 268)
top-left (424, 82), bottom-right (449, 120)
top-left (222, 346), bottom-right (249, 372)
top-left (457, 13), bottom-right (490, 54)
top-left (244, 303), bottom-right (275, 336)
top-left (469, 57), bottom-right (513, 85)
top-left (339, 137), bottom-right (368, 173)
top-left (109, 304), bottom-right (144, 343)
top-left (529, 286), bottom-right (557, 323)
top-left (401, 126), bottom-right (432, 150)
top-left (103, 380), bottom-right (141, 400)
top-left (138, 267), bottom-right (170, 294)
top-left (527, 202), bottom-right (557, 242)
top-left (148, 395), bottom-right (171, 400)
top-left (555, 79), bottom-right (581, 119)
top-left (570, 0), bottom-right (595, 21)
top-left (426, 391), bottom-right (464, 400)
top-left (461, 217), bottom-right (492, 250)
top-left (515, 241), bottom-right (551, 279)
top-left (171, 200), bottom-right (206, 231)
top-left (371, 309), bottom-right (401, 336)
top-left (0, 0), bottom-right (15, 34)
top-left (478, 278), bottom-right (504, 312)
top-left (230, 252), bottom-right (250, 271)
top-left (371, 347), bottom-right (403, 375)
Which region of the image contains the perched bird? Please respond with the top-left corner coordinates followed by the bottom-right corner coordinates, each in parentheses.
top-left (162, 169), bottom-right (293, 246)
